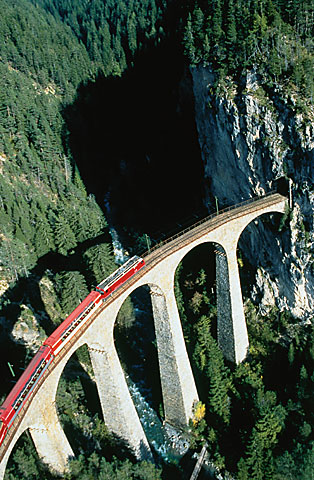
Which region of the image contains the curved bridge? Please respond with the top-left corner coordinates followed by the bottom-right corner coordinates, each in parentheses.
top-left (0, 193), bottom-right (287, 478)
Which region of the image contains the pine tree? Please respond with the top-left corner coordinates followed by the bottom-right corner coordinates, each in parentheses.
top-left (193, 7), bottom-right (205, 52)
top-left (183, 14), bottom-right (196, 65)
top-left (212, 0), bottom-right (224, 45)
top-left (59, 271), bottom-right (89, 315)
top-left (54, 214), bottom-right (77, 255)
top-left (100, 21), bottom-right (115, 76)
top-left (127, 11), bottom-right (137, 54)
top-left (226, 0), bottom-right (237, 53)
top-left (193, 315), bottom-right (233, 424)
top-left (84, 243), bottom-right (116, 284)
top-left (34, 213), bottom-right (55, 256)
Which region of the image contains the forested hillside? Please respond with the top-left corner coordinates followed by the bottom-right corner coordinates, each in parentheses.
top-left (183, 0), bottom-right (314, 100)
top-left (0, 0), bottom-right (167, 478)
top-left (0, 0), bottom-right (167, 284)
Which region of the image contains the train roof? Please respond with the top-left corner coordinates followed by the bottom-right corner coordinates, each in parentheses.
top-left (97, 255), bottom-right (142, 290)
top-left (0, 346), bottom-right (49, 421)
top-left (44, 290), bottom-right (100, 348)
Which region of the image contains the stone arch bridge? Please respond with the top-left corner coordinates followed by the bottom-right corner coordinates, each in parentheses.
top-left (0, 193), bottom-right (287, 478)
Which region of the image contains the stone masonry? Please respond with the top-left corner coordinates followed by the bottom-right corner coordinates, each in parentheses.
top-left (0, 194), bottom-right (287, 479)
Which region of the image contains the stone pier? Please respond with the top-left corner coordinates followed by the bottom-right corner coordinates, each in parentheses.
top-left (150, 281), bottom-right (199, 426)
top-left (216, 243), bottom-right (249, 363)
top-left (88, 336), bottom-right (152, 460)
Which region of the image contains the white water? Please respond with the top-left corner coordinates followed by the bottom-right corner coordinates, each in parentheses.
top-left (109, 227), bottom-right (130, 264)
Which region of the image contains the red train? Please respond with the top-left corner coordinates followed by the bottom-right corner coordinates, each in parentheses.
top-left (0, 256), bottom-right (145, 448)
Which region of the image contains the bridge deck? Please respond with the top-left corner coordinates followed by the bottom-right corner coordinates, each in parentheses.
top-left (0, 192), bottom-right (287, 464)
top-left (142, 192), bottom-right (286, 268)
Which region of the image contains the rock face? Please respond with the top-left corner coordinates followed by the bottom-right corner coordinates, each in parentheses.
top-left (11, 304), bottom-right (46, 353)
top-left (191, 65), bottom-right (314, 319)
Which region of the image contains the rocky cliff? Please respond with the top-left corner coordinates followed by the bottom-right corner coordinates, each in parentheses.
top-left (191, 65), bottom-right (314, 319)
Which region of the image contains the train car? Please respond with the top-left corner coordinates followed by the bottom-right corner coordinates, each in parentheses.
top-left (0, 256), bottom-right (146, 448)
top-left (0, 419), bottom-right (6, 447)
top-left (96, 255), bottom-right (145, 297)
top-left (44, 290), bottom-right (102, 356)
top-left (0, 345), bottom-right (54, 447)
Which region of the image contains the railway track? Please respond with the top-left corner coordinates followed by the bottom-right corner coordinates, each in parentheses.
top-left (0, 192), bottom-right (286, 463)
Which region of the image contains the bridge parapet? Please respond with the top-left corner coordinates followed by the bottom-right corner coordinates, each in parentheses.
top-left (0, 193), bottom-right (287, 479)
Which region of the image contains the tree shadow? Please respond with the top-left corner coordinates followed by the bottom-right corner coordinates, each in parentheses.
top-left (63, 37), bottom-right (205, 237)
top-left (0, 228), bottom-right (114, 398)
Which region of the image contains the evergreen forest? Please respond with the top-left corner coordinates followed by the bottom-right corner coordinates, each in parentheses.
top-left (183, 0), bottom-right (314, 100)
top-left (0, 0), bottom-right (313, 479)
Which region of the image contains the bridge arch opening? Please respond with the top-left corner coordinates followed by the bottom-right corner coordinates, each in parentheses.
top-left (237, 212), bottom-right (286, 305)
top-left (55, 343), bottom-right (114, 459)
top-left (174, 242), bottom-right (224, 337)
top-left (174, 242), bottom-right (226, 395)
top-left (4, 429), bottom-right (53, 479)
top-left (114, 286), bottom-right (164, 430)
top-left (235, 211), bottom-right (288, 357)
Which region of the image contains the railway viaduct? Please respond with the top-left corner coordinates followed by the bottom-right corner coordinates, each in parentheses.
top-left (0, 193), bottom-right (287, 478)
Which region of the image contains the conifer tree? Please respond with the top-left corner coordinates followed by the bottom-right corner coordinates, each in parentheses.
top-left (34, 213), bottom-right (55, 256)
top-left (226, 0), bottom-right (237, 52)
top-left (183, 14), bottom-right (196, 65)
top-left (59, 271), bottom-right (89, 315)
top-left (54, 215), bottom-right (77, 255)
top-left (84, 243), bottom-right (116, 284)
top-left (127, 11), bottom-right (137, 54)
top-left (212, 0), bottom-right (224, 45)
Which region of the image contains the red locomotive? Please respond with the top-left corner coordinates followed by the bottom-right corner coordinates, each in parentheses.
top-left (0, 256), bottom-right (145, 448)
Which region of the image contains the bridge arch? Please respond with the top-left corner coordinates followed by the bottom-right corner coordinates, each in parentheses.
top-left (2, 428), bottom-right (28, 478)
top-left (173, 241), bottom-right (224, 330)
top-left (54, 343), bottom-right (104, 456)
top-left (112, 279), bottom-right (198, 429)
top-left (0, 193), bottom-right (287, 480)
top-left (237, 211), bottom-right (284, 266)
top-left (113, 284), bottom-right (163, 418)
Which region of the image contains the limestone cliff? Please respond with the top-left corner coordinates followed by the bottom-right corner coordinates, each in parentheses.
top-left (191, 65), bottom-right (314, 319)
